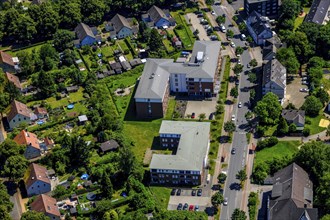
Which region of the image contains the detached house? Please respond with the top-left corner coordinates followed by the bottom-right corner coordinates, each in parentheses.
top-left (25, 163), bottom-right (52, 197)
top-left (0, 51), bottom-right (20, 73)
top-left (14, 130), bottom-right (41, 159)
top-left (74, 23), bottom-right (96, 47)
top-left (142, 5), bottom-right (176, 28)
top-left (282, 110), bottom-right (305, 131)
top-left (262, 59), bottom-right (286, 104)
top-left (247, 11), bottom-right (273, 45)
top-left (30, 194), bottom-right (60, 220)
top-left (6, 72), bottom-right (22, 91)
top-left (134, 41), bottom-right (221, 118)
top-left (304, 0), bottom-right (330, 25)
top-left (267, 163), bottom-right (318, 220)
top-left (150, 121), bottom-right (210, 185)
top-left (107, 14), bottom-right (138, 39)
top-left (7, 100), bottom-right (32, 129)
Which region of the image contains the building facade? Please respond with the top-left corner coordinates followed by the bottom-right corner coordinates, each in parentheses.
top-left (244, 0), bottom-right (280, 18)
top-left (7, 100), bottom-right (32, 129)
top-left (25, 163), bottom-right (52, 197)
top-left (247, 11), bottom-right (273, 45)
top-left (304, 0), bottom-right (330, 25)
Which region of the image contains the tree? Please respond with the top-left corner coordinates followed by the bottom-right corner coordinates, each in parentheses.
top-left (238, 22), bottom-right (247, 32)
top-left (254, 92), bottom-right (282, 124)
top-left (224, 121), bottom-right (236, 133)
top-left (68, 135), bottom-right (91, 166)
top-left (226, 29), bottom-right (234, 39)
top-left (81, 0), bottom-right (107, 24)
top-left (249, 59), bottom-right (258, 67)
top-left (53, 29), bottom-right (74, 52)
top-left (2, 155), bottom-right (28, 181)
top-left (327, 124), bottom-right (330, 137)
top-left (233, 64), bottom-right (243, 75)
top-left (276, 48), bottom-right (300, 75)
top-left (21, 211), bottom-right (49, 220)
top-left (302, 96), bottom-right (323, 117)
top-left (235, 46), bottom-right (244, 56)
top-left (119, 146), bottom-right (135, 176)
top-left (34, 71), bottom-right (56, 98)
top-left (211, 192), bottom-right (224, 207)
top-left (287, 31), bottom-right (313, 64)
top-left (248, 72), bottom-right (257, 83)
top-left (280, 0), bottom-right (301, 20)
top-left (252, 162), bottom-right (269, 184)
top-left (230, 86), bottom-right (238, 98)
top-left (198, 113), bottom-right (206, 121)
top-left (289, 123), bottom-right (297, 133)
top-left (314, 88), bottom-right (329, 106)
top-left (308, 67), bottom-right (323, 87)
top-left (0, 183), bottom-right (13, 216)
top-left (245, 111), bottom-right (254, 121)
top-left (100, 173), bottom-right (113, 199)
top-left (308, 56), bottom-right (325, 69)
top-left (236, 169), bottom-right (247, 182)
top-left (216, 16), bottom-right (226, 25)
top-left (148, 28), bottom-right (164, 56)
top-left (231, 208), bottom-right (247, 220)
top-left (4, 82), bottom-right (20, 101)
top-left (59, 2), bottom-right (82, 29)
top-left (277, 116), bottom-right (289, 135)
top-left (218, 172), bottom-right (227, 184)
top-left (103, 210), bottom-right (119, 220)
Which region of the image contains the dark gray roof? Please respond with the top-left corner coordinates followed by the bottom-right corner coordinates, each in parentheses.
top-left (247, 0), bottom-right (270, 3)
top-left (305, 0), bottom-right (330, 24)
top-left (148, 5), bottom-right (168, 23)
top-left (262, 59), bottom-right (286, 88)
top-left (74, 23), bottom-right (95, 41)
top-left (263, 36), bottom-right (283, 60)
top-left (100, 140), bottom-right (120, 152)
top-left (121, 61), bottom-right (132, 70)
top-left (110, 62), bottom-right (122, 70)
top-left (110, 14), bottom-right (132, 33)
top-left (268, 163), bottom-right (318, 220)
top-left (129, 58), bottom-right (142, 67)
top-left (282, 110), bottom-right (305, 126)
top-left (248, 11), bottom-right (272, 35)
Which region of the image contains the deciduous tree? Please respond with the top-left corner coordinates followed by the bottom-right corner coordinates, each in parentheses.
top-left (302, 95), bottom-right (322, 117)
top-left (211, 192), bottom-right (224, 207)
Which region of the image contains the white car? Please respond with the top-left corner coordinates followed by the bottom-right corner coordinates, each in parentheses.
top-left (211, 11), bottom-right (216, 15)
top-left (231, 115), bottom-right (236, 121)
top-left (302, 80), bottom-right (308, 85)
top-left (230, 41), bottom-right (236, 48)
top-left (300, 88), bottom-right (309, 92)
top-left (302, 76), bottom-right (308, 80)
top-left (238, 102), bottom-right (242, 108)
top-left (223, 197), bottom-right (228, 206)
top-left (247, 63), bottom-right (251, 68)
top-left (220, 25), bottom-right (226, 33)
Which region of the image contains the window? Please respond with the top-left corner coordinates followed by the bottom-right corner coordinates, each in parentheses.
top-left (175, 79), bottom-right (178, 82)
top-left (19, 118), bottom-right (21, 121)
top-left (175, 74), bottom-right (178, 77)
top-left (175, 83), bottom-right (178, 86)
top-left (13, 120), bottom-right (15, 122)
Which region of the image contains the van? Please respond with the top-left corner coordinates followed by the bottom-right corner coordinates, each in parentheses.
top-left (240, 34), bottom-right (246, 41)
top-left (207, 174), bottom-right (211, 184)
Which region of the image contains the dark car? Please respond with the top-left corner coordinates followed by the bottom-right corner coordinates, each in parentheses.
top-left (183, 203), bottom-right (189, 210)
top-left (209, 113), bottom-right (214, 120)
top-left (171, 189), bottom-right (176, 196)
top-left (177, 203), bottom-right (183, 210)
top-left (191, 112), bottom-right (196, 119)
top-left (197, 189), bottom-right (202, 196)
top-left (192, 189), bottom-right (197, 196)
top-left (235, 80), bottom-right (239, 85)
top-left (214, 26), bottom-right (221, 31)
top-left (176, 189), bottom-right (182, 196)
top-left (231, 148), bottom-right (236, 154)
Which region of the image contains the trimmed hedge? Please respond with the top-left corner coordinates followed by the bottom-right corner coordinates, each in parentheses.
top-left (257, 136), bottom-right (278, 151)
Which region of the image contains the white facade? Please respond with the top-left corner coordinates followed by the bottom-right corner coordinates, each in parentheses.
top-left (170, 73), bottom-right (187, 92)
top-left (9, 113), bottom-right (31, 129)
top-left (27, 180), bottom-right (51, 197)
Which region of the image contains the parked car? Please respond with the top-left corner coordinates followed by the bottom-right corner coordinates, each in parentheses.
top-left (232, 114), bottom-right (236, 121)
top-left (197, 189), bottom-right (202, 196)
top-left (192, 189), bottom-right (197, 196)
top-left (195, 205), bottom-right (200, 211)
top-left (177, 203), bottom-right (183, 210)
top-left (191, 113), bottom-right (195, 119)
top-left (171, 189), bottom-right (176, 195)
top-left (176, 189), bottom-right (182, 196)
top-left (230, 41), bottom-right (236, 48)
top-left (231, 148), bottom-right (236, 154)
top-left (189, 205), bottom-right (194, 211)
top-left (183, 203), bottom-right (189, 210)
top-left (209, 113), bottom-right (214, 120)
top-left (247, 63), bottom-right (251, 68)
top-left (223, 197), bottom-right (228, 206)
top-left (240, 34), bottom-right (246, 41)
top-left (211, 11), bottom-right (216, 15)
top-left (214, 26), bottom-right (221, 31)
top-left (300, 88), bottom-right (309, 92)
top-left (238, 102), bottom-right (242, 108)
top-left (235, 79), bottom-right (239, 85)
top-left (302, 80), bottom-right (308, 85)
top-left (302, 76), bottom-right (308, 80)
top-left (220, 25), bottom-right (226, 33)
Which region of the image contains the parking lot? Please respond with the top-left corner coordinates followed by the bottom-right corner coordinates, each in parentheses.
top-left (284, 75), bottom-right (308, 108)
top-left (185, 99), bottom-right (217, 119)
top-left (185, 13), bottom-right (210, 41)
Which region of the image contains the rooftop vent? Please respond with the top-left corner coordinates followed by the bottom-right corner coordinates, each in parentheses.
top-left (196, 51), bottom-right (204, 62)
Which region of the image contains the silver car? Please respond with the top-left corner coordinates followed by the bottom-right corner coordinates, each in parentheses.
top-left (223, 197), bottom-right (228, 206)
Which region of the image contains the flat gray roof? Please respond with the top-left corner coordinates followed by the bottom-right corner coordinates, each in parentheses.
top-left (150, 120), bottom-right (210, 171)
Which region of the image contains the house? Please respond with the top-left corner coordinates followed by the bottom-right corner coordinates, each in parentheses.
top-left (43, 137), bottom-right (55, 149)
top-left (78, 115), bottom-right (88, 125)
top-left (6, 72), bottom-right (22, 91)
top-left (121, 61), bottom-right (132, 71)
top-left (74, 23), bottom-right (96, 47)
top-left (34, 107), bottom-right (48, 119)
top-left (110, 62), bottom-right (123, 74)
top-left (304, 0), bottom-right (330, 25)
top-left (134, 41), bottom-right (221, 118)
top-left (7, 100), bottom-right (32, 129)
top-left (99, 140), bottom-right (120, 153)
top-left (244, 0), bottom-right (281, 18)
top-left (150, 121), bottom-right (210, 185)
top-left (129, 58), bottom-right (143, 67)
top-left (66, 85), bottom-right (79, 93)
top-left (262, 35), bottom-right (283, 61)
top-left (30, 194), bottom-right (60, 220)
top-left (14, 130), bottom-right (41, 159)
top-left (282, 110), bottom-right (305, 131)
top-left (0, 51), bottom-right (19, 73)
top-left (262, 59), bottom-right (286, 104)
top-left (107, 14), bottom-right (138, 39)
top-left (142, 5), bottom-right (176, 28)
top-left (246, 11), bottom-right (273, 45)
top-left (25, 163), bottom-right (52, 197)
top-left (267, 163), bottom-right (318, 220)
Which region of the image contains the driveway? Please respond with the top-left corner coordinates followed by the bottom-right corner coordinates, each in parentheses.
top-left (284, 76), bottom-right (308, 108)
top-left (185, 13), bottom-right (210, 41)
top-left (185, 99), bottom-right (217, 119)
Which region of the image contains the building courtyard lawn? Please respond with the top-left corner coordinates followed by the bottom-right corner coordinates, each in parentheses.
top-left (305, 114), bottom-right (327, 135)
top-left (254, 141), bottom-right (300, 167)
top-left (149, 186), bottom-right (171, 209)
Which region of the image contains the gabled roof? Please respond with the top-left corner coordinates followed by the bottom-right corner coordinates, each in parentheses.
top-left (6, 72), bottom-right (22, 90)
top-left (34, 107), bottom-right (48, 115)
top-left (268, 163), bottom-right (318, 220)
top-left (100, 140), bottom-right (120, 152)
top-left (31, 194), bottom-right (60, 217)
top-left (0, 51), bottom-right (15, 66)
top-left (13, 130), bottom-right (40, 150)
top-left (263, 36), bottom-right (283, 60)
top-left (25, 163), bottom-right (51, 189)
top-left (262, 59), bottom-right (286, 89)
top-left (304, 0), bottom-right (330, 24)
top-left (282, 110), bottom-right (305, 126)
top-left (74, 23), bottom-right (95, 41)
top-left (110, 14), bottom-right (132, 33)
top-left (148, 5), bottom-right (168, 23)
top-left (150, 121), bottom-right (210, 171)
top-left (7, 100), bottom-right (31, 122)
top-left (248, 11), bottom-right (272, 35)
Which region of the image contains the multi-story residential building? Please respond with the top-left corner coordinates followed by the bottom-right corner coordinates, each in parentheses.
top-left (247, 11), bottom-right (273, 45)
top-left (262, 59), bottom-right (286, 104)
top-left (7, 100), bottom-right (32, 129)
top-left (305, 0), bottom-right (330, 25)
top-left (244, 0), bottom-right (280, 18)
top-left (134, 41), bottom-right (221, 118)
top-left (150, 121), bottom-right (210, 186)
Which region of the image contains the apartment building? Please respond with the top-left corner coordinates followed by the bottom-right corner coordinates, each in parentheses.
top-left (150, 121), bottom-right (210, 186)
top-left (244, 0), bottom-right (280, 18)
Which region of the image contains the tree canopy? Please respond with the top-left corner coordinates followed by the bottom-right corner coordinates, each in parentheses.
top-left (254, 92), bottom-right (282, 125)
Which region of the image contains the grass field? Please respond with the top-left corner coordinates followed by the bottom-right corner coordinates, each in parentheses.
top-left (149, 186), bottom-right (171, 209)
top-left (171, 11), bottom-right (195, 50)
top-left (163, 38), bottom-right (176, 53)
top-left (305, 115), bottom-right (326, 135)
top-left (254, 141), bottom-right (300, 166)
top-left (294, 7), bottom-right (310, 30)
top-left (117, 40), bottom-right (133, 60)
top-left (165, 97), bottom-right (176, 120)
top-left (7, 42), bottom-right (47, 56)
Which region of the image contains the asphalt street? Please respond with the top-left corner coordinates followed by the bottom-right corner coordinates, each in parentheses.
top-left (212, 5), bottom-right (254, 220)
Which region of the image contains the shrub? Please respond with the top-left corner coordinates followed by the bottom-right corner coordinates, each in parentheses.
top-left (303, 128), bottom-right (310, 137)
top-left (305, 118), bottom-right (311, 124)
top-left (257, 136), bottom-right (278, 150)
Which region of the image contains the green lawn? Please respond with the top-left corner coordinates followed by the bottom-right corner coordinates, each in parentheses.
top-left (164, 97), bottom-right (176, 120)
top-left (149, 186), bottom-right (171, 209)
top-left (254, 141), bottom-right (300, 166)
top-left (123, 119), bottom-right (162, 162)
top-left (163, 39), bottom-right (176, 53)
top-left (294, 7), bottom-right (310, 30)
top-left (100, 46), bottom-right (114, 58)
top-left (171, 11), bottom-right (195, 49)
top-left (8, 42), bottom-right (47, 56)
top-left (117, 40), bottom-right (133, 60)
top-left (48, 88), bottom-right (85, 109)
top-left (305, 115), bottom-right (326, 135)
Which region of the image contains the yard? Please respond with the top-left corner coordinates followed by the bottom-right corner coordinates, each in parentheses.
top-left (305, 114), bottom-right (327, 135)
top-left (149, 186), bottom-right (171, 209)
top-left (254, 141), bottom-right (300, 167)
top-left (294, 7), bottom-right (310, 30)
top-left (7, 42), bottom-right (47, 56)
top-left (171, 11), bottom-right (195, 50)
top-left (163, 38), bottom-right (176, 54)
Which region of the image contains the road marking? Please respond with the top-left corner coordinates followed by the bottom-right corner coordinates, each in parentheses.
top-left (238, 132), bottom-right (246, 134)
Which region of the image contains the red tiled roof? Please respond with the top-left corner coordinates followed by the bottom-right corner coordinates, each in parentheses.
top-left (44, 137), bottom-right (54, 146)
top-left (13, 130), bottom-right (40, 150)
top-left (25, 163), bottom-right (51, 189)
top-left (7, 100), bottom-right (31, 122)
top-left (30, 194), bottom-right (60, 217)
top-left (6, 72), bottom-right (22, 90)
top-left (0, 51), bottom-right (14, 66)
top-left (34, 107), bottom-right (48, 115)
